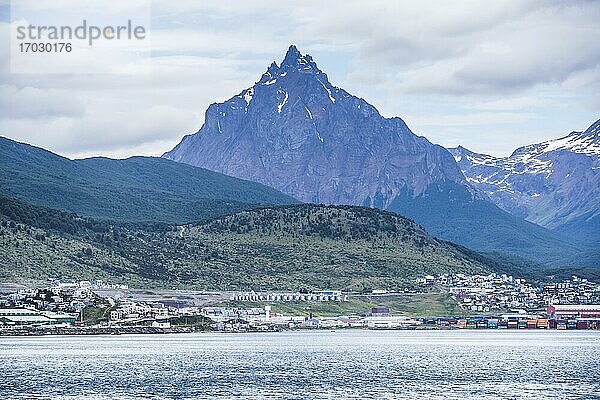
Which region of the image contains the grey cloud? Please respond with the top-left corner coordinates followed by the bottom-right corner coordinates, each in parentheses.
top-left (323, 1), bottom-right (600, 96)
top-left (0, 85), bottom-right (86, 119)
top-left (359, 35), bottom-right (469, 68)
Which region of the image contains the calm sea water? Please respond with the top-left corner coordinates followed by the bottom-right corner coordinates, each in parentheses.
top-left (0, 330), bottom-right (599, 399)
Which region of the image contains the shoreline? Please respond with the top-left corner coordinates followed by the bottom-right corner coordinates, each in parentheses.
top-left (3, 325), bottom-right (599, 337)
top-left (0, 326), bottom-right (194, 337)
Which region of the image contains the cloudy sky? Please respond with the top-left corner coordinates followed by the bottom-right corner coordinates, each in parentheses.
top-left (1, 0), bottom-right (599, 158)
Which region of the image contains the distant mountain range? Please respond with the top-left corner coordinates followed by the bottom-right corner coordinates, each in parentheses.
top-left (449, 119), bottom-right (600, 244)
top-left (0, 136), bottom-right (295, 224)
top-left (163, 45), bottom-right (597, 267)
top-left (1, 45), bottom-right (597, 274)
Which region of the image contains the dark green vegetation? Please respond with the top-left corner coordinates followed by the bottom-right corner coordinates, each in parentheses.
top-left (168, 315), bottom-right (213, 330)
top-left (555, 212), bottom-right (600, 246)
top-left (0, 136), bottom-right (296, 224)
top-left (82, 294), bottom-right (115, 325)
top-left (0, 196), bottom-right (501, 291)
top-left (389, 181), bottom-right (599, 268)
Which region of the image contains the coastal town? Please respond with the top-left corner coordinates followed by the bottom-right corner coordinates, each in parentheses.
top-left (421, 273), bottom-right (600, 313)
top-left (1, 274), bottom-right (599, 335)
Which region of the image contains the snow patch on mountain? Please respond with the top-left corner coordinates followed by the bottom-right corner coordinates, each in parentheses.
top-left (277, 91), bottom-right (288, 113)
top-left (242, 87), bottom-right (253, 106)
top-left (305, 106), bottom-right (313, 120)
top-left (318, 79), bottom-right (336, 103)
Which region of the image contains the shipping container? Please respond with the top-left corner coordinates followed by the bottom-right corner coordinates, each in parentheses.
top-left (536, 319), bottom-right (548, 329)
top-left (576, 321), bottom-right (589, 330)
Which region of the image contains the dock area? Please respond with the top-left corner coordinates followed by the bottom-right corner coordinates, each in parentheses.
top-left (0, 325), bottom-right (193, 336)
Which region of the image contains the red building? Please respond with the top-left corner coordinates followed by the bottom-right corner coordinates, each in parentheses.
top-left (546, 304), bottom-right (600, 319)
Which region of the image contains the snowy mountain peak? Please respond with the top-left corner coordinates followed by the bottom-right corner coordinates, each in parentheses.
top-left (585, 118), bottom-right (600, 135)
top-left (280, 45), bottom-right (318, 72)
top-left (223, 45), bottom-right (346, 118)
top-left (450, 119), bottom-right (600, 233)
top-left (511, 119), bottom-right (600, 158)
top-left (540, 130), bottom-right (600, 156)
top-left (257, 45), bottom-right (323, 82)
top-left (164, 45), bottom-right (465, 208)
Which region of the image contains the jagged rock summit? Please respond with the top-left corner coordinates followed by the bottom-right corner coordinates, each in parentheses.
top-left (163, 45), bottom-right (465, 207)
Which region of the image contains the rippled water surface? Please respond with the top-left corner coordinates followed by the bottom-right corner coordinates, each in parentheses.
top-left (1, 330), bottom-right (599, 399)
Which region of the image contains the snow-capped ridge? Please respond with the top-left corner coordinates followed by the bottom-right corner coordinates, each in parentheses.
top-left (450, 119), bottom-right (600, 232)
top-left (584, 118), bottom-right (600, 135)
top-left (508, 119), bottom-right (600, 158)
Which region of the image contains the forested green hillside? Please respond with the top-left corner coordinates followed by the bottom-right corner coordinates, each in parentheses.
top-left (0, 136), bottom-right (296, 223)
top-left (389, 181), bottom-right (597, 267)
top-left (0, 196), bottom-right (497, 291)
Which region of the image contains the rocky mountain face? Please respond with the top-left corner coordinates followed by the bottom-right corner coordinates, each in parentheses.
top-left (449, 119), bottom-right (600, 242)
top-left (164, 45), bottom-right (466, 208)
top-left (164, 45), bottom-right (596, 267)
